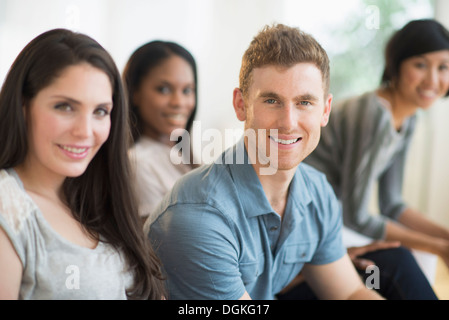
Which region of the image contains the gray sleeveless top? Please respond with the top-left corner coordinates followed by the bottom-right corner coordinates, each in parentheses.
top-left (0, 169), bottom-right (133, 299)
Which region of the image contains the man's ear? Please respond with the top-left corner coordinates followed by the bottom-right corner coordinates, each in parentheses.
top-left (321, 93), bottom-right (333, 127)
top-left (233, 88), bottom-right (246, 121)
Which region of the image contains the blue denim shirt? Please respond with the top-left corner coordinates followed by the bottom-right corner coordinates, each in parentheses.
top-left (148, 139), bottom-right (345, 300)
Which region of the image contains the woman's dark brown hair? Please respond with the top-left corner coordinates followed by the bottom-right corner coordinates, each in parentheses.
top-left (0, 28), bottom-right (165, 299)
top-left (381, 19), bottom-right (449, 97)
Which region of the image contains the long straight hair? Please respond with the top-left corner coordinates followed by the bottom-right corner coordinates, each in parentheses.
top-left (0, 28), bottom-right (165, 299)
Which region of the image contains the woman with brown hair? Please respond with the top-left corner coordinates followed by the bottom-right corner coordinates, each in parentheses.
top-left (0, 28), bottom-right (165, 299)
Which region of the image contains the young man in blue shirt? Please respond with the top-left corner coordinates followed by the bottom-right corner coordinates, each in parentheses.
top-left (147, 24), bottom-right (383, 300)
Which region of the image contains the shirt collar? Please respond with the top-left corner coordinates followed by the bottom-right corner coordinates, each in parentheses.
top-left (226, 138), bottom-right (313, 219)
top-left (288, 165), bottom-right (313, 219)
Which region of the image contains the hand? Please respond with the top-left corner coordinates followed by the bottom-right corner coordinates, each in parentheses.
top-left (347, 241), bottom-right (401, 270)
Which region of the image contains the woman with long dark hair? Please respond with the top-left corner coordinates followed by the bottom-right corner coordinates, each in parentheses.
top-left (0, 28), bottom-right (165, 299)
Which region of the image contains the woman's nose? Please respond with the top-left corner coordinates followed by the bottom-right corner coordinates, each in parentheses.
top-left (169, 91), bottom-right (183, 108)
top-left (72, 114), bottom-right (92, 138)
top-left (424, 67), bottom-right (439, 87)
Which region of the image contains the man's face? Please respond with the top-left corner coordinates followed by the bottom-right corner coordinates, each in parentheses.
top-left (233, 63), bottom-right (332, 174)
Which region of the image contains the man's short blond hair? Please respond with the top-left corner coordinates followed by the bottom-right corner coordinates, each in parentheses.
top-left (239, 24), bottom-right (330, 97)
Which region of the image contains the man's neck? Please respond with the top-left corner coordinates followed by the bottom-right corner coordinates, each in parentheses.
top-left (256, 166), bottom-right (296, 219)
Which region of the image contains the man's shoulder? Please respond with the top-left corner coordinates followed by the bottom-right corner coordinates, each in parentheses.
top-left (296, 162), bottom-right (337, 204)
top-left (148, 162), bottom-right (248, 236)
top-left (175, 162), bottom-right (233, 196)
top-left (297, 162), bottom-right (329, 183)
top-left (153, 162), bottom-right (238, 215)
top-left (294, 163), bottom-right (342, 237)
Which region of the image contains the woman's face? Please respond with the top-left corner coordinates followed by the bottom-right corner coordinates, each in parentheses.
top-left (133, 55), bottom-right (196, 143)
top-left (396, 49), bottom-right (449, 109)
top-left (23, 63), bottom-right (113, 182)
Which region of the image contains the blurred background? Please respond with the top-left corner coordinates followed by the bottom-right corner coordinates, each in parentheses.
top-left (1, 0), bottom-right (448, 229)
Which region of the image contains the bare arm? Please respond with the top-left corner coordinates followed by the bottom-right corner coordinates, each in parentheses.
top-left (301, 254), bottom-right (384, 300)
top-left (385, 210), bottom-right (449, 268)
top-left (397, 207), bottom-right (449, 240)
top-left (0, 227), bottom-right (22, 299)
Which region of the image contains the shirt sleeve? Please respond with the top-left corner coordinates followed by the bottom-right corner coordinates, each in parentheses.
top-left (310, 176), bottom-right (346, 265)
top-left (149, 203), bottom-right (247, 300)
top-left (0, 173), bottom-right (31, 266)
top-left (377, 128), bottom-right (414, 221)
top-left (335, 95), bottom-right (396, 240)
top-left (129, 147), bottom-right (170, 218)
top-left (133, 164), bottom-right (166, 218)
top-left (0, 210), bottom-right (25, 265)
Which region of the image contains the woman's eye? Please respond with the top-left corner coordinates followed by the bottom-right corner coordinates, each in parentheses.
top-left (157, 86), bottom-right (171, 94)
top-left (439, 64), bottom-right (449, 71)
top-left (94, 108), bottom-right (110, 117)
top-left (183, 87), bottom-right (194, 95)
top-left (414, 62), bottom-right (427, 69)
top-left (54, 103), bottom-right (72, 112)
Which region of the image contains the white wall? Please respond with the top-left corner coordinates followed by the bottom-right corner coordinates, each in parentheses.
top-left (423, 0), bottom-right (449, 227)
top-left (1, 0), bottom-right (448, 226)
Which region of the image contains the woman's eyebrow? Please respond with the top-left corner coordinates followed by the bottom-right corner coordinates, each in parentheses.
top-left (51, 95), bottom-right (113, 107)
top-left (51, 95), bottom-right (81, 105)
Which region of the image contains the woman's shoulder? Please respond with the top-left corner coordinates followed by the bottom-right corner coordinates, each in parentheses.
top-left (331, 91), bottom-right (391, 127)
top-left (334, 91), bottom-right (382, 111)
top-left (130, 137), bottom-right (171, 161)
top-left (0, 169), bottom-right (27, 205)
top-left (0, 169), bottom-right (36, 234)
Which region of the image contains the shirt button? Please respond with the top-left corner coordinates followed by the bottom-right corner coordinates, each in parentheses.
top-left (270, 226), bottom-right (279, 231)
